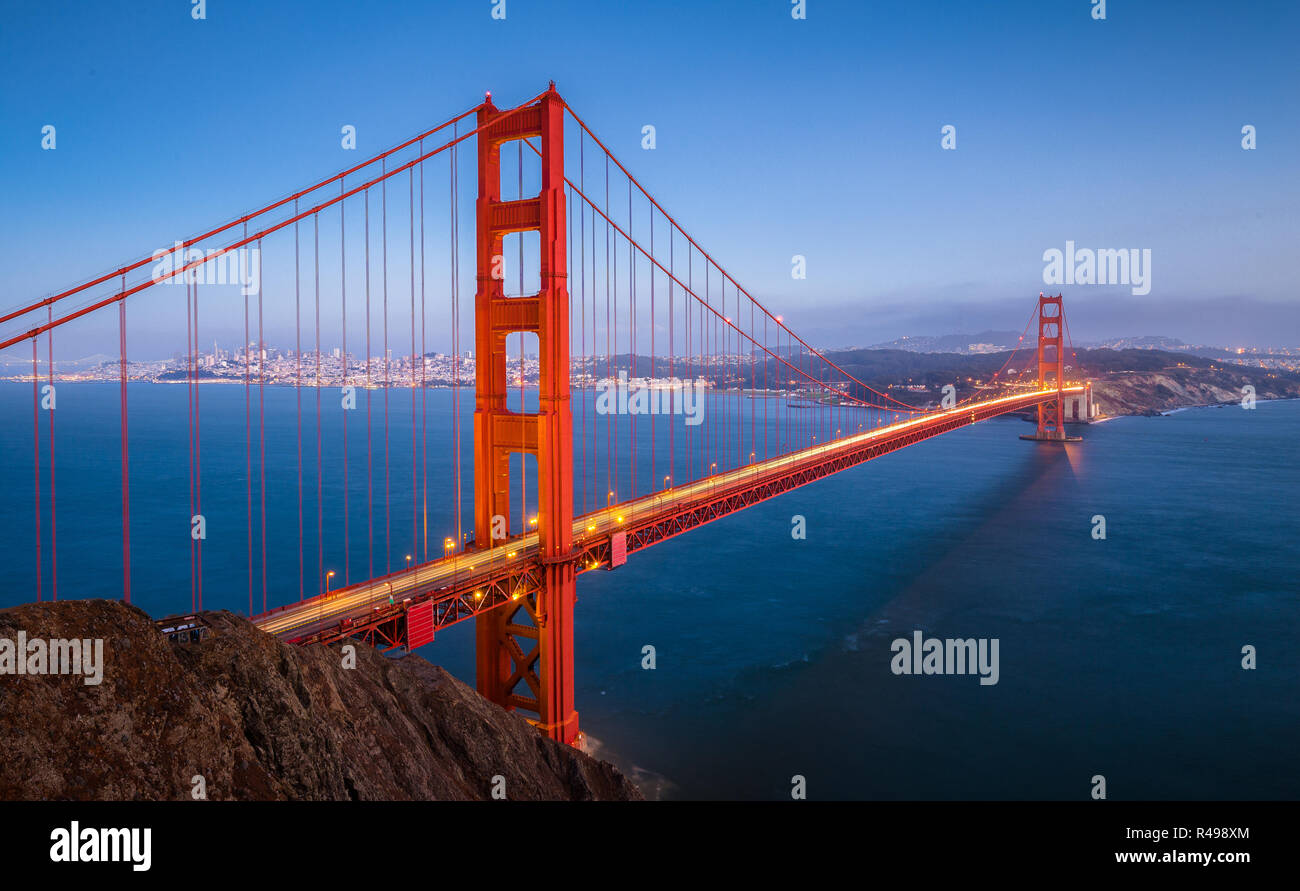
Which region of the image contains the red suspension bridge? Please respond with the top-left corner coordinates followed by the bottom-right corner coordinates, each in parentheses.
top-left (1, 84), bottom-right (1086, 746)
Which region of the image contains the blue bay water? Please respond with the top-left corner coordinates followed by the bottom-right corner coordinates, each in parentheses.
top-left (1, 382), bottom-right (1296, 799)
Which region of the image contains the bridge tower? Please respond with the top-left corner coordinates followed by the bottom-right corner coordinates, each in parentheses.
top-left (1021, 292), bottom-right (1080, 443)
top-left (472, 85), bottom-right (579, 744)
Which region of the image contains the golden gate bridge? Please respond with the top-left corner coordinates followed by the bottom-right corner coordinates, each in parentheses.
top-left (0, 84), bottom-right (1085, 746)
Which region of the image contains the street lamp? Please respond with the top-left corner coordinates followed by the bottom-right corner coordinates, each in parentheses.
top-left (663, 475), bottom-right (671, 490)
top-left (325, 570), bottom-right (336, 594)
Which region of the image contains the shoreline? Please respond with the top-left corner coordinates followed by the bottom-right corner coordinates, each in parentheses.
top-left (2, 378), bottom-right (1296, 416)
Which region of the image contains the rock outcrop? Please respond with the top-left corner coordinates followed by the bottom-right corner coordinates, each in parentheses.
top-left (0, 600), bottom-right (641, 801)
top-left (1090, 366), bottom-right (1300, 416)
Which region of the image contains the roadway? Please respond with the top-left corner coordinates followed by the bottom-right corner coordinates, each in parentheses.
top-left (253, 386), bottom-right (1083, 642)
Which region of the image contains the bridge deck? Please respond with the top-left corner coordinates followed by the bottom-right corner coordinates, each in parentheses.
top-left (251, 387), bottom-right (1084, 647)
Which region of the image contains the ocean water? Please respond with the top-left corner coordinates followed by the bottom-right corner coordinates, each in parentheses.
top-left (1, 382), bottom-right (1296, 799)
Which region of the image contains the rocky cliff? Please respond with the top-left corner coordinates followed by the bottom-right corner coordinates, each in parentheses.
top-left (1090, 365), bottom-right (1300, 416)
top-left (0, 600), bottom-right (641, 801)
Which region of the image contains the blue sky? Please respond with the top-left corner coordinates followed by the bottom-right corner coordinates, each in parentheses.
top-left (1, 0), bottom-right (1296, 353)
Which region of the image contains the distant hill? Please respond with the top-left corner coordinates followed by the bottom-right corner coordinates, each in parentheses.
top-left (862, 332), bottom-right (1292, 364)
top-left (1079, 335), bottom-right (1190, 351)
top-left (863, 331), bottom-right (1024, 354)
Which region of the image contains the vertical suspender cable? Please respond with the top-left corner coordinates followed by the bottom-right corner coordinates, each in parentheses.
top-left (607, 154), bottom-right (615, 506)
top-left (450, 126), bottom-right (462, 549)
top-left (578, 133), bottom-right (587, 515)
top-left (315, 213), bottom-right (323, 595)
top-left (194, 278), bottom-right (203, 609)
top-left (119, 275), bottom-right (130, 602)
top-left (628, 179), bottom-right (635, 502)
top-left (410, 167), bottom-right (417, 560)
top-left (341, 181), bottom-right (350, 585)
top-left (419, 144), bottom-right (428, 562)
top-left (245, 225), bottom-right (253, 613)
top-left (257, 238), bottom-right (266, 612)
top-left (650, 203), bottom-right (655, 490)
top-left (590, 192), bottom-right (597, 515)
top-left (295, 207), bottom-right (304, 602)
top-left (518, 143), bottom-right (525, 532)
top-left (187, 282), bottom-right (195, 612)
top-left (32, 338), bottom-right (42, 602)
top-left (365, 190), bottom-right (373, 580)
top-left (383, 160), bottom-right (390, 575)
